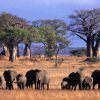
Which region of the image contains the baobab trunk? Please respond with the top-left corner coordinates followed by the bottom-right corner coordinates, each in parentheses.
top-left (93, 36), bottom-right (100, 58)
top-left (24, 43), bottom-right (30, 56)
top-left (97, 46), bottom-right (100, 58)
top-left (29, 45), bottom-right (32, 59)
top-left (8, 46), bottom-right (17, 62)
top-left (17, 44), bottom-right (20, 57)
top-left (86, 37), bottom-right (93, 57)
top-left (1, 45), bottom-right (6, 56)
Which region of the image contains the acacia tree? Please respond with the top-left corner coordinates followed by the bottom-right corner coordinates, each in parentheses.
top-left (33, 20), bottom-right (70, 67)
top-left (69, 8), bottom-right (100, 58)
top-left (38, 26), bottom-right (56, 58)
top-left (32, 19), bottom-right (69, 58)
top-left (54, 36), bottom-right (70, 67)
top-left (0, 12), bottom-right (30, 61)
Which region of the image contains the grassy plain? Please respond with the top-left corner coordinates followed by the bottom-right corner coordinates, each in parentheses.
top-left (0, 56), bottom-right (100, 100)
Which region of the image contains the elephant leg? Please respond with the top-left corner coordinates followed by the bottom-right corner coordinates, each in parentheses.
top-left (66, 84), bottom-right (69, 90)
top-left (98, 84), bottom-right (100, 90)
top-left (67, 84), bottom-right (70, 90)
top-left (35, 83), bottom-right (37, 89)
top-left (31, 84), bottom-right (33, 89)
top-left (79, 81), bottom-right (82, 90)
top-left (11, 83), bottom-right (14, 90)
top-left (93, 82), bottom-right (96, 90)
top-left (38, 83), bottom-right (40, 89)
top-left (47, 83), bottom-right (49, 90)
top-left (88, 85), bottom-right (91, 90)
top-left (36, 81), bottom-right (39, 89)
top-left (6, 82), bottom-right (9, 89)
top-left (22, 83), bottom-right (24, 90)
top-left (40, 82), bottom-right (42, 90)
top-left (74, 85), bottom-right (77, 91)
top-left (42, 84), bottom-right (44, 90)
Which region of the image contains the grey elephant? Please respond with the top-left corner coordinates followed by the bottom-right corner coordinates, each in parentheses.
top-left (36, 70), bottom-right (50, 90)
top-left (26, 69), bottom-right (41, 89)
top-left (82, 76), bottom-right (93, 90)
top-left (61, 77), bottom-right (69, 90)
top-left (3, 70), bottom-right (18, 90)
top-left (16, 74), bottom-right (27, 89)
top-left (91, 70), bottom-right (100, 90)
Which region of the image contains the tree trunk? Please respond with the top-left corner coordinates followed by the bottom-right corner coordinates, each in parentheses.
top-left (8, 46), bottom-right (17, 62)
top-left (86, 37), bottom-right (93, 57)
top-left (95, 38), bottom-right (100, 58)
top-left (1, 46), bottom-right (6, 56)
top-left (97, 46), bottom-right (100, 58)
top-left (29, 44), bottom-right (32, 59)
top-left (55, 53), bottom-right (58, 67)
top-left (17, 44), bottom-right (20, 57)
top-left (24, 43), bottom-right (30, 56)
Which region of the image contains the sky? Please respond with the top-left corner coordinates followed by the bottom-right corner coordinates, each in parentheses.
top-left (0, 0), bottom-right (100, 48)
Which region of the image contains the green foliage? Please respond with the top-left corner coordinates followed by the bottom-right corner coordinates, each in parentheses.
top-left (24, 27), bottom-right (40, 44)
top-left (70, 48), bottom-right (86, 56)
top-left (2, 27), bottom-right (29, 45)
top-left (37, 24), bottom-right (70, 57)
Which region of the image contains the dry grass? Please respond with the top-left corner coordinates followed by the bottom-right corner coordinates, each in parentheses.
top-left (0, 56), bottom-right (100, 100)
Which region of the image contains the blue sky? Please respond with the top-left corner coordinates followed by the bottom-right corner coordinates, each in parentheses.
top-left (0, 0), bottom-right (100, 47)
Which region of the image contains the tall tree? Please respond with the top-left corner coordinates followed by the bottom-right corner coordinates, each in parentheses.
top-left (0, 12), bottom-right (30, 61)
top-left (69, 8), bottom-right (100, 58)
top-left (32, 19), bottom-right (69, 58)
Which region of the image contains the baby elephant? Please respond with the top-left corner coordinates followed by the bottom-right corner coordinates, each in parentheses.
top-left (16, 74), bottom-right (27, 90)
top-left (61, 77), bottom-right (69, 90)
top-left (36, 70), bottom-right (50, 90)
top-left (82, 76), bottom-right (93, 90)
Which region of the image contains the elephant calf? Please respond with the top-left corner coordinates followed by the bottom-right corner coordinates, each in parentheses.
top-left (61, 77), bottom-right (69, 90)
top-left (82, 76), bottom-right (93, 90)
top-left (36, 70), bottom-right (50, 90)
top-left (16, 74), bottom-right (27, 90)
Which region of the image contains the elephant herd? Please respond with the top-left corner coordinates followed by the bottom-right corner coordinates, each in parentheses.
top-left (0, 69), bottom-right (100, 91)
top-left (61, 70), bottom-right (100, 90)
top-left (0, 69), bottom-right (50, 90)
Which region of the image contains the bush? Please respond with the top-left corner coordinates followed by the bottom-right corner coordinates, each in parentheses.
top-left (85, 57), bottom-right (100, 63)
top-left (70, 48), bottom-right (86, 56)
top-left (57, 58), bottom-right (64, 65)
top-left (45, 49), bottom-right (55, 57)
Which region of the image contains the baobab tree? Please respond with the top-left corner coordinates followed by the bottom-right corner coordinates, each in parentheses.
top-left (69, 8), bottom-right (100, 58)
top-left (0, 12), bottom-right (30, 61)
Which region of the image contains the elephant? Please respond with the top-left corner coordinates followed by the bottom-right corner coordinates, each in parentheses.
top-left (82, 76), bottom-right (93, 90)
top-left (16, 74), bottom-right (27, 89)
top-left (26, 69), bottom-right (40, 89)
top-left (91, 70), bottom-right (100, 90)
top-left (36, 70), bottom-right (50, 90)
top-left (3, 70), bottom-right (18, 90)
top-left (67, 72), bottom-right (82, 90)
top-left (61, 77), bottom-right (69, 90)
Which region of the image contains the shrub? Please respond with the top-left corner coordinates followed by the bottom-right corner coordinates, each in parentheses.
top-left (85, 57), bottom-right (100, 63)
top-left (70, 48), bottom-right (86, 56)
